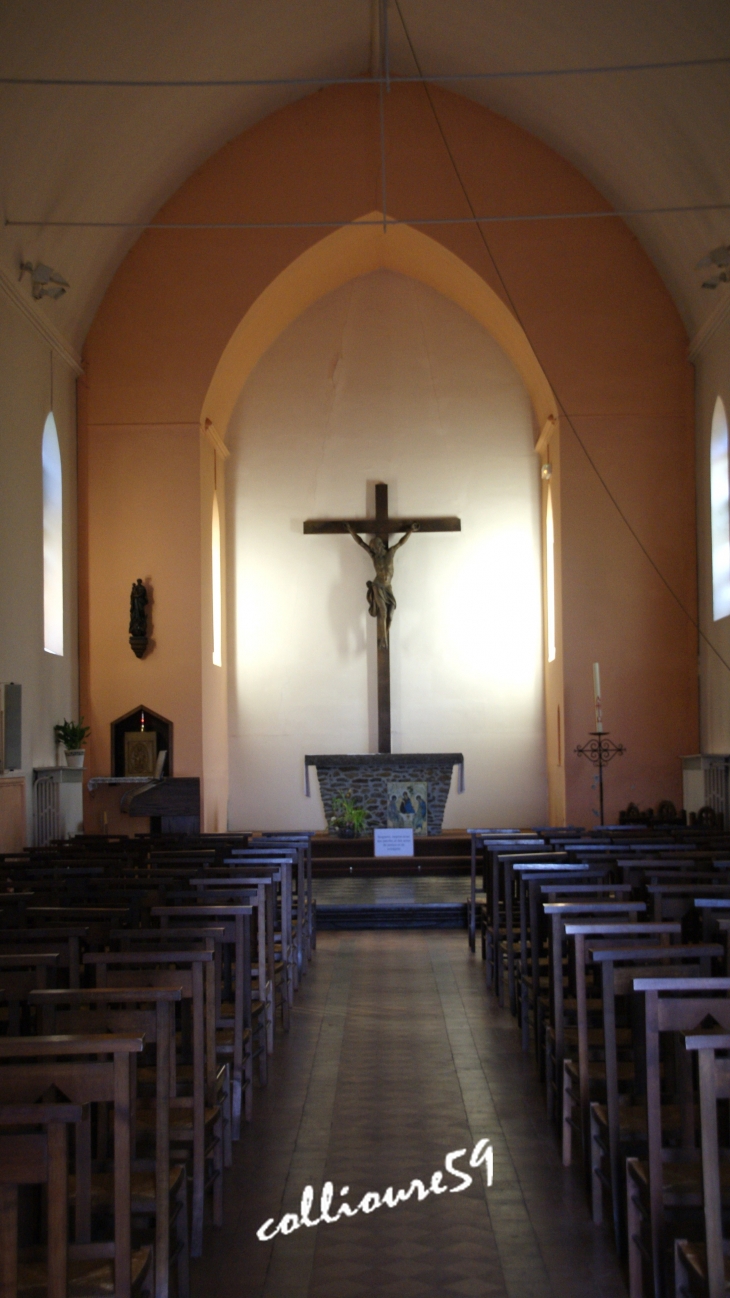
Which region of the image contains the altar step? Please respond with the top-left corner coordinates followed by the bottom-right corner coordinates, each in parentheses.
top-left (315, 903), bottom-right (467, 930)
top-left (312, 876), bottom-right (469, 929)
top-left (313, 857), bottom-right (470, 876)
top-left (312, 832), bottom-right (471, 877)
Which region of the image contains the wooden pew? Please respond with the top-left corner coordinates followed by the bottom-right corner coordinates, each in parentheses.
top-left (462, 829), bottom-right (533, 953)
top-left (484, 843), bottom-right (553, 977)
top-left (257, 832), bottom-right (315, 957)
top-left (499, 851), bottom-right (582, 1013)
top-left (560, 923), bottom-right (682, 1172)
top-left (109, 926), bottom-right (235, 1164)
top-left (626, 977), bottom-right (730, 1298)
top-left (0, 926), bottom-right (90, 988)
top-left (233, 847), bottom-right (301, 977)
top-left (189, 878), bottom-right (278, 1051)
top-left (470, 833), bottom-right (545, 958)
top-left (28, 987), bottom-right (187, 1298)
top-left (543, 901), bottom-right (647, 1124)
top-left (0, 952), bottom-right (60, 1034)
top-left (0, 1033), bottom-right (149, 1298)
top-left (84, 948), bottom-right (221, 1258)
top-left (25, 907), bottom-right (132, 947)
top-left (585, 942), bottom-right (722, 1253)
top-left (675, 1031), bottom-right (730, 1298)
top-left (516, 876), bottom-right (616, 1044)
top-left (513, 864), bottom-right (601, 1055)
top-left (152, 905), bottom-right (255, 1133)
top-left (0, 1100), bottom-right (85, 1298)
top-left (222, 858), bottom-right (295, 1006)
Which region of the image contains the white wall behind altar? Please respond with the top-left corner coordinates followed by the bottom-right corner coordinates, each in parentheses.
top-left (226, 270), bottom-right (546, 830)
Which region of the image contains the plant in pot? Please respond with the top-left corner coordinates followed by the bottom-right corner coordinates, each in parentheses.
top-left (329, 790), bottom-right (368, 839)
top-left (54, 718), bottom-right (91, 769)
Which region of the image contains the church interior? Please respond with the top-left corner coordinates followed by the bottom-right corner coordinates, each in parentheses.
top-left (2, 2), bottom-right (730, 1295)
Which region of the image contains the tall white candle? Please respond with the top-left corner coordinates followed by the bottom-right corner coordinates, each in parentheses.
top-left (593, 662), bottom-right (604, 733)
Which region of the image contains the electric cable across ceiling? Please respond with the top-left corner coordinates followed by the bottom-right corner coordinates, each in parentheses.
top-left (0, 53), bottom-right (728, 88)
top-left (389, 0), bottom-right (730, 681)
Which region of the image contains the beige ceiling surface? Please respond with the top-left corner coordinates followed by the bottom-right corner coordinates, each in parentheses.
top-left (0, 0), bottom-right (728, 354)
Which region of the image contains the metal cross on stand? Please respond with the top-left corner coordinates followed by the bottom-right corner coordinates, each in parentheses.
top-left (574, 732), bottom-right (626, 826)
top-left (303, 482), bottom-right (461, 753)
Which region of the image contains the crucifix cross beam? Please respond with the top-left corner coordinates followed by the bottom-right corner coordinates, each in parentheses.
top-left (303, 482), bottom-right (460, 538)
top-left (303, 483), bottom-right (461, 753)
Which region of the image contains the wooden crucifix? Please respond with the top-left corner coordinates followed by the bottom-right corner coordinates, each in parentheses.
top-left (303, 483), bottom-right (461, 753)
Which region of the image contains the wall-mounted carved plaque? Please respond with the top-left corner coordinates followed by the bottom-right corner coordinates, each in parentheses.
top-left (124, 730), bottom-right (157, 777)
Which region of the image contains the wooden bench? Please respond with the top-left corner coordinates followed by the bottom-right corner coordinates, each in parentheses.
top-left (256, 832), bottom-right (315, 958)
top-left (0, 1033), bottom-right (149, 1298)
top-left (585, 942), bottom-right (722, 1253)
top-left (29, 987), bottom-right (187, 1298)
top-left (675, 1031), bottom-right (730, 1298)
top-left (562, 923), bottom-right (683, 1177)
top-left (0, 927), bottom-right (90, 988)
top-left (229, 849), bottom-right (299, 981)
top-left (0, 952), bottom-right (60, 1034)
top-left (152, 905), bottom-right (256, 1133)
top-left (109, 926), bottom-right (235, 1164)
top-left (626, 978), bottom-right (730, 1298)
top-left (543, 901), bottom-right (647, 1124)
top-left (0, 1100), bottom-right (85, 1298)
top-left (84, 948), bottom-right (221, 1258)
top-left (189, 878), bottom-right (279, 1051)
top-left (514, 865), bottom-right (602, 1056)
top-left (511, 861), bottom-right (607, 1053)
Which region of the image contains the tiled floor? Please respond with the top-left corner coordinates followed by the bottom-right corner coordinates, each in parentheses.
top-left (191, 931), bottom-right (627, 1298)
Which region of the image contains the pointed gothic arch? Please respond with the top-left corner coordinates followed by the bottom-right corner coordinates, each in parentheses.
top-left (200, 216), bottom-right (565, 821)
top-left (201, 212), bottom-right (558, 442)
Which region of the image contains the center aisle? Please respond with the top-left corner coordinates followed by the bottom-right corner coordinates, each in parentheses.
top-left (191, 932), bottom-right (627, 1298)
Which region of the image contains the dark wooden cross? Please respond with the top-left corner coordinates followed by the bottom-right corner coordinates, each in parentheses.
top-left (303, 483), bottom-right (461, 753)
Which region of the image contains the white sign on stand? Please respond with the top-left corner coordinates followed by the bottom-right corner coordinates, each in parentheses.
top-left (374, 828), bottom-right (414, 858)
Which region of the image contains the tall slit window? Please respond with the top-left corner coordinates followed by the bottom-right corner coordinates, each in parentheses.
top-left (545, 484), bottom-right (556, 662)
top-left (42, 412), bottom-right (64, 655)
top-left (212, 491), bottom-right (222, 666)
top-left (711, 396), bottom-right (730, 622)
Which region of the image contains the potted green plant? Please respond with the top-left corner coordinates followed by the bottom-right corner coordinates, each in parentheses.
top-left (54, 717), bottom-right (91, 769)
top-left (329, 789), bottom-right (368, 838)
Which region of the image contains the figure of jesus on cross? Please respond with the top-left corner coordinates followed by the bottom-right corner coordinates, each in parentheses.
top-left (345, 522), bottom-right (418, 650)
top-left (304, 483), bottom-right (460, 753)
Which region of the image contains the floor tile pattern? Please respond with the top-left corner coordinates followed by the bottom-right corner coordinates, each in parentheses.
top-left (191, 931), bottom-right (627, 1298)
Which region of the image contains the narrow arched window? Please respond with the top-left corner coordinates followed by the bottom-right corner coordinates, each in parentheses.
top-left (42, 412), bottom-right (63, 655)
top-left (212, 491), bottom-right (222, 666)
top-left (711, 396), bottom-right (730, 622)
top-left (545, 484), bottom-right (556, 662)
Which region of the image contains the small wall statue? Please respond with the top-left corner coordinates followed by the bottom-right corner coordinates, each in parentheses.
top-left (129, 578), bottom-right (149, 658)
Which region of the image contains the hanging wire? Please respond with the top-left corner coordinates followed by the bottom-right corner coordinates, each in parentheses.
top-left (392, 0), bottom-right (730, 681)
top-left (5, 201), bottom-right (730, 231)
top-left (0, 54), bottom-right (728, 88)
top-left (378, 0), bottom-right (388, 231)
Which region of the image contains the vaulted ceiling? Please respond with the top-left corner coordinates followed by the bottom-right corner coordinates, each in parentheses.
top-left (1, 0), bottom-right (728, 354)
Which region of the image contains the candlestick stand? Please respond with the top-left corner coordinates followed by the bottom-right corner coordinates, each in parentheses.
top-left (574, 731), bottom-right (626, 826)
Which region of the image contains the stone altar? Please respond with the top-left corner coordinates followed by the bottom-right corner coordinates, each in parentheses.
top-left (305, 753), bottom-right (464, 836)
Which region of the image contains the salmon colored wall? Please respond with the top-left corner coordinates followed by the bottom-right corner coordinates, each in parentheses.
top-left (561, 408), bottom-right (697, 824)
top-left (81, 422), bottom-right (202, 827)
top-left (82, 83), bottom-right (697, 827)
top-left (694, 314), bottom-right (730, 756)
